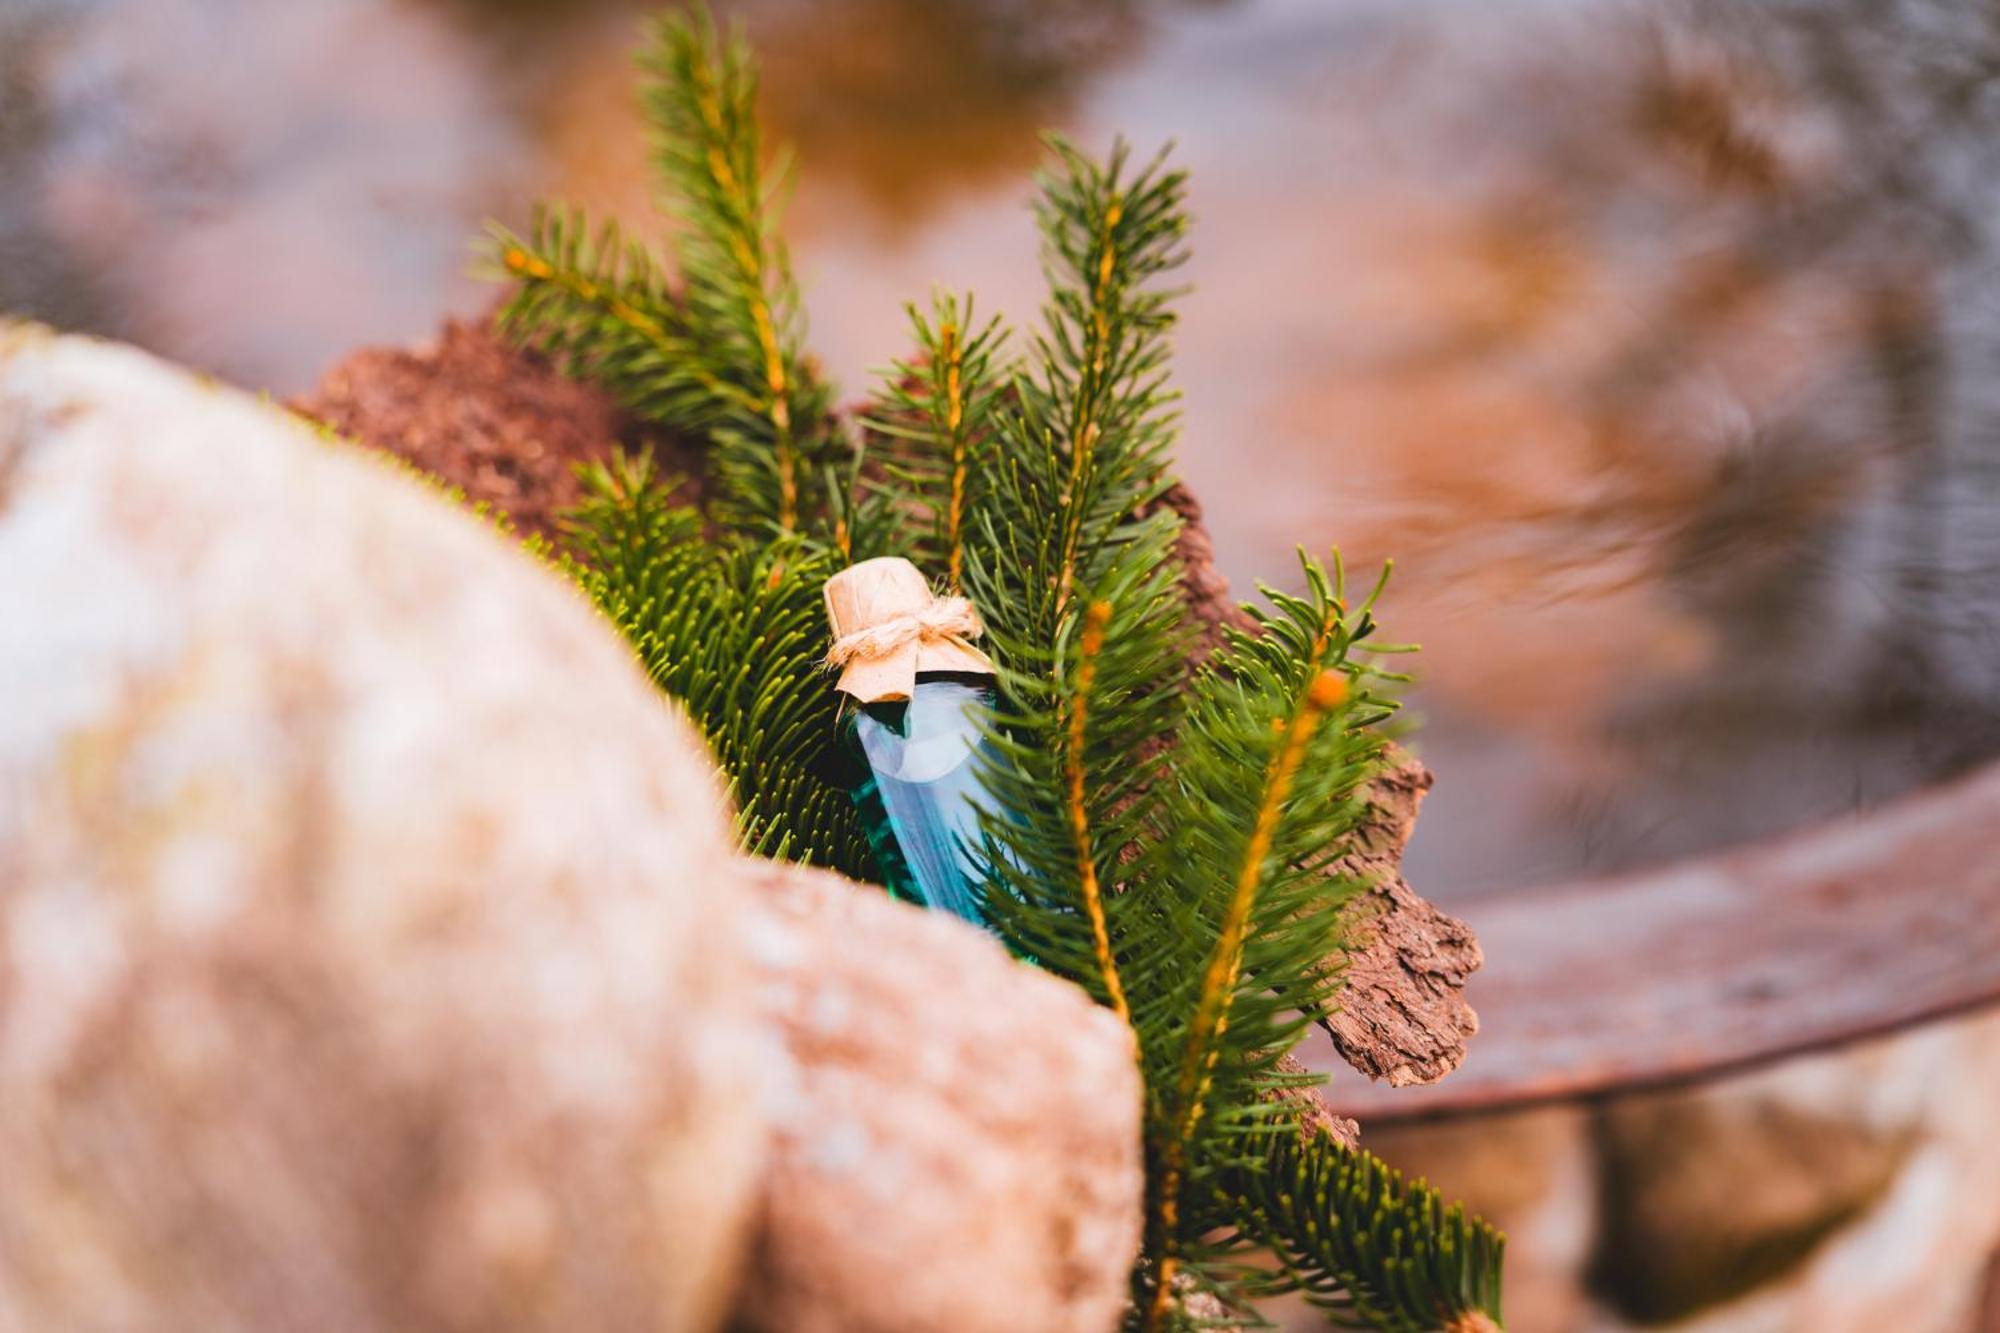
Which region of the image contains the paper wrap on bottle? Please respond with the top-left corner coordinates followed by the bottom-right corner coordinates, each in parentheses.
top-left (824, 557), bottom-right (993, 703)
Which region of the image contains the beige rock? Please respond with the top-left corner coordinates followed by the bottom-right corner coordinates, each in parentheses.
top-left (1622, 1010), bottom-right (2000, 1333)
top-left (0, 325), bottom-right (765, 1333)
top-left (1590, 1080), bottom-right (1917, 1323)
top-left (734, 859), bottom-right (1145, 1333)
top-left (1359, 1008), bottom-right (2000, 1333)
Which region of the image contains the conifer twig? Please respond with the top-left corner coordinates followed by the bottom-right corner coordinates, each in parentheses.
top-left (1143, 668), bottom-right (1350, 1332)
top-left (484, 12), bottom-right (1503, 1327)
top-left (1064, 600), bottom-right (1132, 1024)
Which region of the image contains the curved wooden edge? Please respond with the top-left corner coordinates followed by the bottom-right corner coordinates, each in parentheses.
top-left (1321, 757), bottom-right (2000, 1122)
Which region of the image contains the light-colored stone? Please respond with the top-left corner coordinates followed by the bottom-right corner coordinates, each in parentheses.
top-left (0, 325), bottom-right (765, 1333)
top-left (1614, 1009), bottom-right (2000, 1333)
top-left (1361, 1007), bottom-right (2000, 1333)
top-left (734, 859), bottom-right (1145, 1333)
top-left (1590, 1079), bottom-right (1917, 1323)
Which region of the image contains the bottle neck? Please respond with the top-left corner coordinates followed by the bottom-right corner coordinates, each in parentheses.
top-left (912, 670), bottom-right (994, 688)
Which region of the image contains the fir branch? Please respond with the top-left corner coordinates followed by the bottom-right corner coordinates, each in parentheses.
top-left (485, 15), bottom-right (1505, 1326)
top-left (963, 137), bottom-right (1196, 1026)
top-left (485, 206), bottom-right (737, 426)
top-left (1220, 1131), bottom-right (1507, 1333)
top-left (485, 5), bottom-right (845, 541)
top-left (863, 292), bottom-right (1011, 587)
top-left (1028, 136), bottom-right (1189, 614)
top-left (1063, 600), bottom-right (1133, 1023)
top-left (968, 135), bottom-right (1189, 654)
top-left (973, 528), bottom-right (1192, 1013)
top-left (1132, 553), bottom-right (1393, 1327)
top-left (1143, 666), bottom-right (1352, 1331)
top-left (563, 450), bottom-right (871, 875)
top-left (819, 443), bottom-right (904, 565)
top-left (640, 3), bottom-right (839, 536)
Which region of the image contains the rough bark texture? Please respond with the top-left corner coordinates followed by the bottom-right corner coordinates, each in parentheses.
top-left (1324, 759), bottom-right (1484, 1087)
top-left (1156, 483), bottom-right (1484, 1088)
top-left (735, 859), bottom-right (1145, 1333)
top-left (299, 316), bottom-right (1484, 1095)
top-left (0, 325), bottom-right (764, 1333)
top-left (1151, 482), bottom-right (1246, 662)
top-left (293, 316), bottom-right (704, 544)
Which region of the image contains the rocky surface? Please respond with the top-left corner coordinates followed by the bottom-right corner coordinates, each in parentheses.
top-left (735, 860), bottom-right (1144, 1333)
top-left (1590, 1080), bottom-right (1916, 1321)
top-left (0, 324), bottom-right (1148, 1332)
top-left (1365, 1008), bottom-right (2000, 1333)
top-left (0, 323), bottom-right (764, 1331)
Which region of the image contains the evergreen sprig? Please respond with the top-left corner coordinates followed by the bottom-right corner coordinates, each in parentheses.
top-left (487, 6), bottom-right (846, 540)
top-left (1221, 1130), bottom-right (1507, 1333)
top-left (486, 206), bottom-right (713, 426)
top-left (1127, 555), bottom-right (1402, 1322)
top-left (487, 7), bottom-right (1503, 1329)
top-left (562, 451), bottom-right (870, 875)
top-left (967, 138), bottom-right (1189, 649)
top-left (638, 5), bottom-right (843, 536)
top-left (959, 137), bottom-right (1197, 1067)
top-left (863, 292), bottom-right (1011, 588)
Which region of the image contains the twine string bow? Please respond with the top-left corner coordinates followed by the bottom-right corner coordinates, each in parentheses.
top-left (826, 595), bottom-right (985, 668)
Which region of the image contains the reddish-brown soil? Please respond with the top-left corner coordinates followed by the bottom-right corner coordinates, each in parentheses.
top-left (292, 317), bottom-right (703, 545)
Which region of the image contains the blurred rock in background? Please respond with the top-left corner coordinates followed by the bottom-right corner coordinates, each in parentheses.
top-left (1367, 1008), bottom-right (2000, 1332)
top-left (7, 0), bottom-right (2000, 906)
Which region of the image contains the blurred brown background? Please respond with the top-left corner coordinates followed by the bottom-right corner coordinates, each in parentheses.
top-left (6, 0), bottom-right (2000, 908)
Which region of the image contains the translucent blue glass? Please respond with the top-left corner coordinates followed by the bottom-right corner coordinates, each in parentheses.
top-left (842, 673), bottom-right (995, 927)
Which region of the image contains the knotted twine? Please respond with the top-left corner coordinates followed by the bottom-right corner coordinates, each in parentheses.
top-left (823, 557), bottom-right (994, 703)
top-left (825, 595), bottom-right (985, 670)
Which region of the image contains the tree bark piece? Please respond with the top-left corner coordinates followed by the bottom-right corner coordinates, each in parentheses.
top-left (1157, 483), bottom-right (1483, 1087)
top-left (293, 316), bottom-right (704, 544)
top-left (735, 859), bottom-right (1145, 1333)
top-left (1325, 759), bottom-right (1484, 1087)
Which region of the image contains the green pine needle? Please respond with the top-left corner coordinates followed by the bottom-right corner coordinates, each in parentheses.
top-left (562, 450), bottom-right (872, 875)
top-left (638, 4), bottom-right (841, 537)
top-left (862, 291), bottom-right (1012, 588)
top-left (485, 3), bottom-right (849, 542)
top-left (484, 8), bottom-right (1505, 1330)
top-left (486, 205), bottom-right (720, 426)
top-left (1221, 1131), bottom-right (1507, 1333)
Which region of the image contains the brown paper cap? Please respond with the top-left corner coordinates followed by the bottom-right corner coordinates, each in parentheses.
top-left (824, 557), bottom-right (992, 703)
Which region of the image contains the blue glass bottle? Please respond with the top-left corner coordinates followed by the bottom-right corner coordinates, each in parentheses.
top-left (842, 672), bottom-right (996, 926)
top-left (824, 557), bottom-right (997, 930)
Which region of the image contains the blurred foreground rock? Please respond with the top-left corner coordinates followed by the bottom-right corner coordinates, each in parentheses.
top-left (0, 324), bottom-right (763, 1331)
top-left (736, 861), bottom-right (1143, 1333)
top-left (0, 325), bottom-right (1142, 1331)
